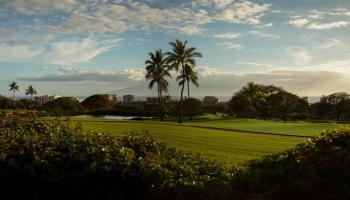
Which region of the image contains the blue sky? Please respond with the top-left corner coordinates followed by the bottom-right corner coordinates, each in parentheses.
top-left (0, 0), bottom-right (350, 97)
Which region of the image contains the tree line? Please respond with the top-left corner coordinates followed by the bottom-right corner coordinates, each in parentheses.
top-left (228, 82), bottom-right (350, 122)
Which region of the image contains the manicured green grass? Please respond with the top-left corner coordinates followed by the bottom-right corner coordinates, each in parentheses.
top-left (187, 118), bottom-right (347, 137)
top-left (71, 118), bottom-right (305, 166)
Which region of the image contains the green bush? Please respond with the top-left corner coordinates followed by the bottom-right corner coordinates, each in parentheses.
top-left (43, 97), bottom-right (85, 116)
top-left (0, 113), bottom-right (236, 200)
top-left (2, 113), bottom-right (350, 199)
top-left (233, 128), bottom-right (350, 200)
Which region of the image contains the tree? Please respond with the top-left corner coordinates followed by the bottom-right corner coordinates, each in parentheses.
top-left (176, 64), bottom-right (199, 120)
top-left (82, 95), bottom-right (116, 111)
top-left (229, 83), bottom-right (309, 121)
top-left (271, 91), bottom-right (308, 122)
top-left (321, 93), bottom-right (350, 121)
top-left (183, 64), bottom-right (199, 99)
top-left (145, 49), bottom-right (171, 121)
top-left (9, 81), bottom-right (19, 100)
top-left (166, 39), bottom-right (202, 123)
top-left (25, 85), bottom-right (37, 100)
top-left (44, 97), bottom-right (84, 115)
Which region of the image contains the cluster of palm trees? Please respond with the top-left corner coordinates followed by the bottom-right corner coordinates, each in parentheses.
top-left (145, 39), bottom-right (202, 123)
top-left (8, 81), bottom-right (37, 100)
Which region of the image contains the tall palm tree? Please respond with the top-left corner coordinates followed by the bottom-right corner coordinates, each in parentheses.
top-left (25, 85), bottom-right (37, 100)
top-left (145, 49), bottom-right (171, 121)
top-left (166, 39), bottom-right (202, 123)
top-left (9, 81), bottom-right (19, 100)
top-left (184, 64), bottom-right (199, 99)
top-left (179, 64), bottom-right (199, 120)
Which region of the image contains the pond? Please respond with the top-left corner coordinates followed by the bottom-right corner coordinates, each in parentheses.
top-left (72, 115), bottom-right (154, 120)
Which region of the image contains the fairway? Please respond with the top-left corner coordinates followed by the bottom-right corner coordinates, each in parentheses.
top-left (187, 118), bottom-right (347, 137)
top-left (72, 118), bottom-right (306, 165)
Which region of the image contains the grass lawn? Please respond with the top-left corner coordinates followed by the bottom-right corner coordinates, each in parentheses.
top-left (186, 118), bottom-right (347, 137)
top-left (70, 118), bottom-right (306, 166)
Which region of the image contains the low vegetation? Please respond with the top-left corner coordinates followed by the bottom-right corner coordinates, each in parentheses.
top-left (1, 113), bottom-right (350, 199)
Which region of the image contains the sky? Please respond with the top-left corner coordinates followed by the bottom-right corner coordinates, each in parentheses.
top-left (0, 0), bottom-right (350, 98)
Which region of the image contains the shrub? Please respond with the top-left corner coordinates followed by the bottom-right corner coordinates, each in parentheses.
top-left (2, 113), bottom-right (350, 200)
top-left (44, 97), bottom-right (84, 116)
top-left (0, 113), bottom-right (236, 200)
top-left (233, 128), bottom-right (350, 200)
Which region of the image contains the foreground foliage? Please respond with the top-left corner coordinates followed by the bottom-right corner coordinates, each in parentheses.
top-left (235, 128), bottom-right (350, 200)
top-left (1, 113), bottom-right (350, 199)
top-left (0, 113), bottom-right (235, 199)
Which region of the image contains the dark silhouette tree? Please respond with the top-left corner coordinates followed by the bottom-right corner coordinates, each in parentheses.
top-left (9, 81), bottom-right (19, 101)
top-left (179, 64), bottom-right (199, 120)
top-left (145, 49), bottom-right (171, 121)
top-left (25, 85), bottom-right (37, 100)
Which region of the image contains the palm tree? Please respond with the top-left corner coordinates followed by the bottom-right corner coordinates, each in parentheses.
top-left (9, 81), bottom-right (19, 100)
top-left (166, 39), bottom-right (202, 123)
top-left (145, 49), bottom-right (171, 121)
top-left (181, 64), bottom-right (199, 120)
top-left (184, 64), bottom-right (199, 99)
top-left (25, 85), bottom-right (37, 100)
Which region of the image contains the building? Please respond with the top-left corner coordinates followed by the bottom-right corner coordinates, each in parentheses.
top-left (123, 95), bottom-right (134, 104)
top-left (34, 95), bottom-right (61, 105)
top-left (203, 96), bottom-right (219, 105)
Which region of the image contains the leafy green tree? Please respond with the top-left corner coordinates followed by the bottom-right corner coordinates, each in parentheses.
top-left (166, 40), bottom-right (202, 123)
top-left (321, 93), bottom-right (350, 121)
top-left (25, 85), bottom-right (37, 100)
top-left (82, 95), bottom-right (115, 111)
top-left (145, 49), bottom-right (171, 121)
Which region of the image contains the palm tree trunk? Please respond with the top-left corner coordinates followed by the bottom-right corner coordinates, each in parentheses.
top-left (12, 91), bottom-right (16, 110)
top-left (158, 84), bottom-right (164, 121)
top-left (160, 89), bottom-right (164, 121)
top-left (187, 80), bottom-right (192, 120)
top-left (178, 63), bottom-right (185, 123)
top-left (187, 80), bottom-right (190, 99)
top-left (179, 82), bottom-right (185, 123)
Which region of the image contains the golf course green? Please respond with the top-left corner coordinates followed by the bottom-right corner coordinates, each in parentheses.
top-left (65, 116), bottom-right (349, 165)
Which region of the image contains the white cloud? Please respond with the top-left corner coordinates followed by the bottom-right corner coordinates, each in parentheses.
top-left (237, 62), bottom-right (282, 70)
top-left (289, 8), bottom-right (350, 30)
top-left (195, 0), bottom-right (234, 9)
top-left (288, 48), bottom-right (312, 65)
top-left (214, 32), bottom-right (241, 39)
top-left (317, 38), bottom-right (346, 50)
top-left (197, 66), bottom-right (220, 76)
top-left (20, 67), bottom-right (146, 82)
top-left (42, 38), bottom-right (116, 65)
top-left (248, 30), bottom-right (280, 38)
top-left (178, 26), bottom-right (203, 35)
top-left (289, 18), bottom-right (309, 28)
top-left (219, 42), bottom-right (244, 50)
top-left (3, 0), bottom-right (77, 15)
top-left (307, 21), bottom-right (350, 30)
top-left (0, 37), bottom-right (121, 65)
top-left (0, 43), bottom-right (41, 62)
top-left (256, 23), bottom-right (273, 28)
top-left (215, 1), bottom-right (271, 24)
